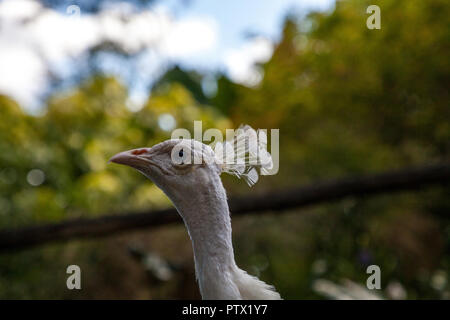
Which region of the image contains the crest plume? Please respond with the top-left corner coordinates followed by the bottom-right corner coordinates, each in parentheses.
top-left (214, 125), bottom-right (273, 186)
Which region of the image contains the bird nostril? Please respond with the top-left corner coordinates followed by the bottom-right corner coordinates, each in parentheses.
top-left (132, 149), bottom-right (147, 155)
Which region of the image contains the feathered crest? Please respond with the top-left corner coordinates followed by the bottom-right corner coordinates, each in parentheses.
top-left (214, 125), bottom-right (273, 186)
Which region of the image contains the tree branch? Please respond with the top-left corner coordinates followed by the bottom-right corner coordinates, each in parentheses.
top-left (0, 162), bottom-right (449, 252)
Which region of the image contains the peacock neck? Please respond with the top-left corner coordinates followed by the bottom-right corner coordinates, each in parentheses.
top-left (168, 173), bottom-right (241, 299)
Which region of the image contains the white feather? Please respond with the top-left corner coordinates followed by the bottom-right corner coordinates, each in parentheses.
top-left (215, 125), bottom-right (273, 186)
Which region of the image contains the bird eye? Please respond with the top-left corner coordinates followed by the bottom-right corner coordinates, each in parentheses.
top-left (179, 149), bottom-right (184, 158)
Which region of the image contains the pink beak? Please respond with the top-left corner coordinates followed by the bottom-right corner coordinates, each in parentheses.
top-left (109, 148), bottom-right (150, 166)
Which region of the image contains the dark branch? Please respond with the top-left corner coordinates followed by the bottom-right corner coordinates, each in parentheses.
top-left (0, 162), bottom-right (449, 252)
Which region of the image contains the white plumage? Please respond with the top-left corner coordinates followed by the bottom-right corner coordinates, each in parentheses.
top-left (110, 125), bottom-right (281, 300)
top-left (214, 125), bottom-right (273, 186)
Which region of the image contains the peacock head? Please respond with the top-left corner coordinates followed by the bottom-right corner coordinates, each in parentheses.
top-left (109, 126), bottom-right (273, 198)
top-left (109, 139), bottom-right (221, 198)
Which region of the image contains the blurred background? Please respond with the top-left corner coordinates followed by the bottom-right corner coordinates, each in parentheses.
top-left (0, 0), bottom-right (449, 299)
